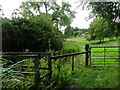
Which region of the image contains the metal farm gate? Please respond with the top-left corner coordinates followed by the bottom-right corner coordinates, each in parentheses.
top-left (89, 46), bottom-right (120, 66)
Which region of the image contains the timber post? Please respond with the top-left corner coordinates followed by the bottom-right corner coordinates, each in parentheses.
top-left (48, 53), bottom-right (52, 80)
top-left (85, 44), bottom-right (89, 66)
top-left (72, 50), bottom-right (74, 71)
top-left (34, 55), bottom-right (41, 89)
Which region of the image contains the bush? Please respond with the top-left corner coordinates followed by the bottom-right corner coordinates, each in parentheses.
top-left (2, 15), bottom-right (63, 52)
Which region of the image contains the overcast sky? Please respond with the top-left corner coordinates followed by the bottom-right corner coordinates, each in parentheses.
top-left (1, 0), bottom-right (93, 29)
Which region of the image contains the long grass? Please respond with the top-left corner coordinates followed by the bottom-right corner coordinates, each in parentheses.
top-left (2, 37), bottom-right (120, 89)
top-left (61, 37), bottom-right (120, 89)
top-left (73, 66), bottom-right (119, 88)
top-left (62, 37), bottom-right (119, 52)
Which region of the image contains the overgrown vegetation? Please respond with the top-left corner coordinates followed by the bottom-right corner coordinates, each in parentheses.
top-left (1, 56), bottom-right (73, 89)
top-left (1, 1), bottom-right (120, 89)
top-left (60, 37), bottom-right (120, 89)
top-left (2, 14), bottom-right (64, 52)
top-left (73, 66), bottom-right (119, 88)
top-left (2, 0), bottom-right (76, 52)
top-left (2, 37), bottom-right (120, 89)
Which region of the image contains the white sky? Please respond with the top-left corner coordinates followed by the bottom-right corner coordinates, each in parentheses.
top-left (0, 0), bottom-right (93, 29)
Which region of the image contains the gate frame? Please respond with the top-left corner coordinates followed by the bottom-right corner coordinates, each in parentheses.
top-left (89, 46), bottom-right (120, 66)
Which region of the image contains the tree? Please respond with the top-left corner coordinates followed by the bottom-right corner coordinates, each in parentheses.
top-left (2, 14), bottom-right (63, 52)
top-left (12, 0), bottom-right (75, 30)
top-left (64, 26), bottom-right (74, 37)
top-left (52, 1), bottom-right (75, 28)
top-left (80, 2), bottom-right (120, 36)
top-left (2, 18), bottom-right (22, 52)
top-left (2, 0), bottom-right (76, 52)
top-left (89, 2), bottom-right (120, 22)
top-left (79, 1), bottom-right (120, 21)
top-left (73, 31), bottom-right (82, 37)
top-left (88, 17), bottom-right (115, 42)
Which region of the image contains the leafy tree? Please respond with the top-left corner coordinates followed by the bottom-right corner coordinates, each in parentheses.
top-left (88, 17), bottom-right (116, 42)
top-left (89, 2), bottom-right (120, 22)
top-left (52, 1), bottom-right (75, 28)
top-left (2, 18), bottom-right (22, 52)
top-left (79, 1), bottom-right (120, 21)
top-left (2, 0), bottom-right (76, 52)
top-left (12, 0), bottom-right (75, 30)
top-left (2, 14), bottom-right (63, 52)
top-left (73, 31), bottom-right (82, 37)
top-left (80, 1), bottom-right (120, 36)
top-left (64, 26), bottom-right (74, 37)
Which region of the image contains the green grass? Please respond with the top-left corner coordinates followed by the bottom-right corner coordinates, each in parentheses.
top-left (61, 37), bottom-right (120, 88)
top-left (73, 66), bottom-right (119, 88)
top-left (62, 37), bottom-right (119, 52)
top-left (62, 37), bottom-right (89, 52)
top-left (2, 37), bottom-right (120, 89)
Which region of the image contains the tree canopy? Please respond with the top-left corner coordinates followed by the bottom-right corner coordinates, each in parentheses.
top-left (2, 14), bottom-right (64, 52)
top-left (2, 0), bottom-right (76, 52)
top-left (80, 1), bottom-right (120, 21)
top-left (79, 1), bottom-right (120, 42)
top-left (89, 2), bottom-right (120, 22)
top-left (88, 17), bottom-right (117, 42)
top-left (12, 0), bottom-right (75, 30)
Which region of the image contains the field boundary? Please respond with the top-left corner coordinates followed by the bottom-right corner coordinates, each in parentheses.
top-left (2, 44), bottom-right (120, 88)
top-left (90, 45), bottom-right (120, 66)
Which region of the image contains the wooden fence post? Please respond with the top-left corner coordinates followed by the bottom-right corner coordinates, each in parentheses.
top-left (118, 47), bottom-right (120, 65)
top-left (89, 47), bottom-right (91, 66)
top-left (72, 50), bottom-right (74, 71)
top-left (85, 44), bottom-right (89, 66)
top-left (34, 55), bottom-right (40, 89)
top-left (48, 53), bottom-right (52, 80)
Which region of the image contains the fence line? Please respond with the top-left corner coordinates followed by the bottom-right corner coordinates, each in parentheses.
top-left (5, 44), bottom-right (120, 88)
top-left (2, 52), bottom-right (51, 89)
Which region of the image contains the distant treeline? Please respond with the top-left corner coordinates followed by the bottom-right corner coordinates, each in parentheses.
top-left (64, 26), bottom-right (88, 37)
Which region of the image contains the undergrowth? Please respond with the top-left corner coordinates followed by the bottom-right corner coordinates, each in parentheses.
top-left (72, 66), bottom-right (120, 88)
top-left (1, 37), bottom-right (120, 89)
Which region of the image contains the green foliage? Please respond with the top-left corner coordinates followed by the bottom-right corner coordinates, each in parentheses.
top-left (51, 58), bottom-right (73, 89)
top-left (2, 18), bottom-right (22, 52)
top-left (2, 37), bottom-right (119, 89)
top-left (52, 1), bottom-right (75, 27)
top-left (64, 26), bottom-right (74, 37)
top-left (89, 2), bottom-right (120, 21)
top-left (2, 0), bottom-right (76, 52)
top-left (13, 0), bottom-right (75, 28)
top-left (73, 67), bottom-right (119, 88)
top-left (2, 59), bottom-right (33, 89)
top-left (73, 31), bottom-right (82, 37)
top-left (2, 56), bottom-right (73, 89)
top-left (2, 14), bottom-right (63, 52)
top-left (80, 2), bottom-right (120, 41)
top-left (64, 27), bottom-right (88, 38)
top-left (87, 17), bottom-right (117, 42)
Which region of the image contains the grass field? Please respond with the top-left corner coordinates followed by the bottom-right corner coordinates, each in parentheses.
top-left (61, 37), bottom-right (120, 89)
top-left (62, 37), bottom-right (119, 52)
